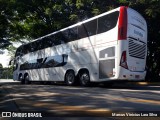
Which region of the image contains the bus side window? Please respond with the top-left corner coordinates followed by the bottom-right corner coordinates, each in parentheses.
top-left (54, 32), bottom-right (63, 45)
top-left (16, 45), bottom-right (24, 57)
top-left (33, 41), bottom-right (39, 51)
top-left (15, 48), bottom-right (20, 57)
top-left (41, 37), bottom-right (52, 49)
top-left (68, 27), bottom-right (78, 42)
top-left (97, 11), bottom-right (119, 34)
top-left (61, 30), bottom-right (69, 43)
top-left (13, 59), bottom-right (18, 71)
top-left (46, 37), bottom-right (54, 47)
top-left (47, 35), bottom-right (55, 46)
top-left (30, 42), bottom-right (36, 52)
top-left (83, 19), bottom-right (97, 36)
top-left (78, 25), bottom-right (88, 39)
top-left (37, 40), bottom-right (44, 50)
top-left (23, 45), bottom-right (29, 54)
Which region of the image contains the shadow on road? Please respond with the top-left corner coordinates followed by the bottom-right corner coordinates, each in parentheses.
top-left (98, 81), bottom-right (160, 90)
top-left (0, 80), bottom-right (160, 118)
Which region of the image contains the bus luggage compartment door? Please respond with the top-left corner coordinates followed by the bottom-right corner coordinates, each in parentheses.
top-left (99, 46), bottom-right (116, 79)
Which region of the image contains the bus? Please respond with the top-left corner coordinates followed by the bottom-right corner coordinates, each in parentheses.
top-left (11, 6), bottom-right (147, 86)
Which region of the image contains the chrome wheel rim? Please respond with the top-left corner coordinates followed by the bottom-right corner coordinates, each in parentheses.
top-left (81, 73), bottom-right (89, 85)
top-left (66, 72), bottom-right (74, 84)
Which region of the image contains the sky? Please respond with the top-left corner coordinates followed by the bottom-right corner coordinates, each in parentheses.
top-left (0, 50), bottom-right (11, 67)
top-left (0, 42), bottom-right (21, 68)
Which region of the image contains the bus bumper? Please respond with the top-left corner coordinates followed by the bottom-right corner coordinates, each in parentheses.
top-left (118, 69), bottom-right (146, 81)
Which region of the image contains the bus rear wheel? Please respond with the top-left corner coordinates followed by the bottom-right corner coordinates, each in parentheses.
top-left (19, 75), bottom-right (24, 84)
top-left (24, 74), bottom-right (31, 84)
top-left (65, 71), bottom-right (75, 86)
top-left (79, 71), bottom-right (90, 87)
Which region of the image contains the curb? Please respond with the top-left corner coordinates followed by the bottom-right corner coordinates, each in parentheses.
top-left (129, 81), bottom-right (160, 86)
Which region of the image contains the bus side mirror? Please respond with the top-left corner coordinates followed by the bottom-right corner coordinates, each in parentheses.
top-left (9, 59), bottom-right (14, 66)
top-left (9, 60), bottom-right (12, 66)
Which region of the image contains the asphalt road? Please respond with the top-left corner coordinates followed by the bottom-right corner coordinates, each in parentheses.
top-left (0, 79), bottom-right (160, 119)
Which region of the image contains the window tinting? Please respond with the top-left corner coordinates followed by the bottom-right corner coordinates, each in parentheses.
top-left (68, 27), bottom-right (78, 41)
top-left (15, 49), bottom-right (18, 57)
top-left (83, 19), bottom-right (97, 36)
top-left (33, 41), bottom-right (39, 51)
top-left (42, 38), bottom-right (49, 48)
top-left (98, 11), bottom-right (119, 34)
top-left (20, 54), bottom-right (68, 70)
top-left (47, 35), bottom-right (55, 46)
top-left (61, 30), bottom-right (70, 43)
top-left (54, 32), bottom-right (63, 45)
top-left (15, 47), bottom-right (21, 57)
top-left (13, 59), bottom-right (18, 71)
top-left (78, 25), bottom-right (88, 39)
top-left (62, 27), bottom-right (78, 42)
top-left (30, 42), bottom-right (36, 52)
top-left (36, 40), bottom-right (43, 51)
top-left (23, 44), bottom-right (30, 54)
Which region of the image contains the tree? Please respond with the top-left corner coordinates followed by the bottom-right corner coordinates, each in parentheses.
top-left (0, 0), bottom-right (12, 49)
top-left (0, 63), bottom-right (3, 69)
top-left (0, 0), bottom-right (160, 81)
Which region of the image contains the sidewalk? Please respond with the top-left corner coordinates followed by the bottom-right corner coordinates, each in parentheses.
top-left (134, 81), bottom-right (160, 86)
top-left (0, 79), bottom-right (14, 82)
top-left (0, 79), bottom-right (19, 85)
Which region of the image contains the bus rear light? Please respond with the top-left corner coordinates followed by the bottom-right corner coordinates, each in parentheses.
top-left (118, 6), bottom-right (127, 40)
top-left (120, 51), bottom-right (128, 69)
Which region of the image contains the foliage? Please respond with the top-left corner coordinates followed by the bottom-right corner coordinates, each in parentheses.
top-left (0, 67), bottom-right (13, 79)
top-left (118, 1), bottom-right (160, 81)
top-left (7, 45), bottom-right (17, 59)
top-left (0, 63), bottom-right (13, 79)
top-left (0, 63), bottom-right (3, 68)
top-left (0, 0), bottom-right (160, 81)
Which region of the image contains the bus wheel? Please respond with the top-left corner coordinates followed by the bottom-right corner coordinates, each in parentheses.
top-left (19, 75), bottom-right (24, 84)
top-left (79, 71), bottom-right (90, 87)
top-left (65, 71), bottom-right (75, 86)
top-left (24, 74), bottom-right (31, 84)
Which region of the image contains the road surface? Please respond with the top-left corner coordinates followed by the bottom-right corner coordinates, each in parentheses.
top-left (0, 79), bottom-right (160, 119)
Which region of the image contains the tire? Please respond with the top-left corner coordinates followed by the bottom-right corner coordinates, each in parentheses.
top-left (79, 71), bottom-right (90, 87)
top-left (19, 75), bottom-right (24, 84)
top-left (65, 71), bottom-right (75, 86)
top-left (24, 74), bottom-right (31, 84)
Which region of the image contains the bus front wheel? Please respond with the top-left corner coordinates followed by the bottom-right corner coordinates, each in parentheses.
top-left (19, 75), bottom-right (24, 84)
top-left (65, 71), bottom-right (75, 86)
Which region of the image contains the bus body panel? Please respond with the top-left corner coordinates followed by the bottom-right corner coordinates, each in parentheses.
top-left (127, 8), bottom-right (147, 72)
top-left (13, 6), bottom-right (147, 83)
top-left (117, 7), bottom-right (147, 80)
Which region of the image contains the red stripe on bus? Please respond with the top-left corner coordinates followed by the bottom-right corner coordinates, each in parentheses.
top-left (118, 6), bottom-right (127, 40)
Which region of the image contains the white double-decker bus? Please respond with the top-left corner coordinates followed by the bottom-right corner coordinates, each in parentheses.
top-left (11, 6), bottom-right (147, 86)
